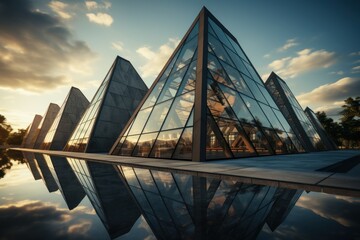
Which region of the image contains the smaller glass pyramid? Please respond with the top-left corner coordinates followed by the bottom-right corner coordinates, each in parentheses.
top-left (265, 72), bottom-right (326, 151)
top-left (64, 56), bottom-right (148, 153)
top-left (41, 87), bottom-right (89, 150)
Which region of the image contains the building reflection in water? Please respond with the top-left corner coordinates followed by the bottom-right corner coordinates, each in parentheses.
top-left (21, 153), bottom-right (304, 239)
top-left (42, 155), bottom-right (86, 210)
top-left (117, 165), bottom-right (303, 240)
top-left (22, 152), bottom-right (41, 180)
top-left (67, 158), bottom-right (141, 239)
top-left (33, 153), bottom-right (59, 192)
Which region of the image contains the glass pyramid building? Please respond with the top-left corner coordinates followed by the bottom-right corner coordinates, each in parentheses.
top-left (64, 56), bottom-right (148, 153)
top-left (265, 72), bottom-right (326, 151)
top-left (33, 103), bottom-right (60, 149)
top-left (40, 87), bottom-right (89, 150)
top-left (111, 7), bottom-right (304, 161)
top-left (21, 114), bottom-right (42, 148)
top-left (304, 107), bottom-right (337, 150)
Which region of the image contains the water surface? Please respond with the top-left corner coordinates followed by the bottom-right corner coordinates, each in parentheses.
top-left (0, 150), bottom-right (359, 239)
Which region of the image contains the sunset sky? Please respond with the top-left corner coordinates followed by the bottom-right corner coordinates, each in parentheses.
top-left (1, 0), bottom-right (359, 130)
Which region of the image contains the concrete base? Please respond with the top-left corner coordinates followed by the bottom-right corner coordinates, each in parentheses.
top-left (13, 148), bottom-right (360, 197)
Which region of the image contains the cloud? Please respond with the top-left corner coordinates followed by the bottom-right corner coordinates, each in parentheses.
top-left (330, 70), bottom-right (344, 75)
top-left (313, 101), bottom-right (344, 117)
top-left (278, 38), bottom-right (299, 52)
top-left (136, 38), bottom-right (179, 78)
top-left (268, 49), bottom-right (336, 78)
top-left (296, 194), bottom-right (360, 228)
top-left (0, 0), bottom-right (96, 92)
top-left (0, 200), bottom-right (96, 239)
top-left (112, 41), bottom-right (124, 52)
top-left (349, 51), bottom-right (360, 56)
top-left (263, 54), bottom-right (270, 58)
top-left (296, 77), bottom-right (360, 107)
top-left (85, 1), bottom-right (98, 10)
top-left (351, 65), bottom-right (360, 73)
top-left (86, 13), bottom-right (113, 26)
top-left (85, 1), bottom-right (111, 10)
top-left (48, 1), bottom-right (71, 19)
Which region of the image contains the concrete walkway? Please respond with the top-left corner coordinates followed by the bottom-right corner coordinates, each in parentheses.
top-left (13, 148), bottom-right (360, 197)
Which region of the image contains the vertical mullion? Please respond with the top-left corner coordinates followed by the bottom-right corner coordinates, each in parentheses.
top-left (193, 8), bottom-right (208, 162)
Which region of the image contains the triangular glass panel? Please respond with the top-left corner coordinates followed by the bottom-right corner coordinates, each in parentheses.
top-left (149, 129), bottom-right (183, 158)
top-left (172, 127), bottom-right (193, 160)
top-left (177, 60), bottom-right (197, 95)
top-left (132, 132), bottom-right (158, 157)
top-left (206, 114), bottom-right (228, 159)
top-left (213, 117), bottom-right (256, 157)
top-left (161, 91), bottom-right (194, 131)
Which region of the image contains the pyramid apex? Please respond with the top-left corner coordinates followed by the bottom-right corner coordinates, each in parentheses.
top-left (115, 55), bottom-right (130, 63)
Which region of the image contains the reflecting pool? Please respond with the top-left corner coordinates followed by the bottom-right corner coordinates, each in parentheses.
top-left (0, 150), bottom-right (359, 239)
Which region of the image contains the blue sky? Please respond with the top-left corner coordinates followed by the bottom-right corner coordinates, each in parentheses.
top-left (0, 0), bottom-right (359, 130)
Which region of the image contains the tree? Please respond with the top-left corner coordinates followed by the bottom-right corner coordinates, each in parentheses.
top-left (339, 97), bottom-right (360, 149)
top-left (315, 111), bottom-right (342, 146)
top-left (339, 97), bottom-right (360, 122)
top-left (6, 129), bottom-right (27, 146)
top-left (0, 114), bottom-right (12, 146)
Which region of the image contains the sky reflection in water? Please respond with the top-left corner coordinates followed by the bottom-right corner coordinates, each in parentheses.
top-left (0, 151), bottom-right (359, 240)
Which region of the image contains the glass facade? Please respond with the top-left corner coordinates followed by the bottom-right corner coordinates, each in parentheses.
top-left (40, 87), bottom-right (89, 150)
top-left (64, 57), bottom-right (148, 153)
top-left (111, 22), bottom-right (198, 159)
top-left (266, 72), bottom-right (325, 151)
top-left (111, 8), bottom-right (304, 160)
top-left (118, 165), bottom-right (302, 239)
top-left (33, 103), bottom-right (60, 149)
top-left (21, 114), bottom-right (42, 148)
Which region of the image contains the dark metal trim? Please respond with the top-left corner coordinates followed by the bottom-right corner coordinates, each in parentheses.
top-left (192, 8), bottom-right (208, 162)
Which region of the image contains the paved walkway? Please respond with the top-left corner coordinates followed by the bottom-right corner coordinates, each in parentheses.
top-left (13, 148), bottom-right (360, 197)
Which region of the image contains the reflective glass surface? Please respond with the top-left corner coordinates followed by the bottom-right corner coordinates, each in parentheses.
top-left (266, 74), bottom-right (325, 151)
top-left (150, 129), bottom-right (183, 158)
top-left (112, 21), bottom-right (198, 158)
top-left (64, 66), bottom-right (112, 152)
top-left (205, 18), bottom-right (300, 158)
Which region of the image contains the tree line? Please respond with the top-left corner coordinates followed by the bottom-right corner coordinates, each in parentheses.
top-left (0, 115), bottom-right (27, 146)
top-left (316, 96), bottom-right (360, 149)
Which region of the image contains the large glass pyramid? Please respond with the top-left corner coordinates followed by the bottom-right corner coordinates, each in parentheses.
top-left (265, 72), bottom-right (326, 151)
top-left (64, 56), bottom-right (148, 153)
top-left (111, 7), bottom-right (304, 161)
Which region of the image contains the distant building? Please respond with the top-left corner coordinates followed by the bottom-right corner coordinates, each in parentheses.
top-left (110, 7), bottom-right (304, 161)
top-left (265, 72), bottom-right (327, 151)
top-left (64, 56), bottom-right (148, 153)
top-left (33, 103), bottom-right (60, 149)
top-left (40, 87), bottom-right (89, 150)
top-left (21, 114), bottom-right (42, 148)
top-left (304, 107), bottom-right (337, 150)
